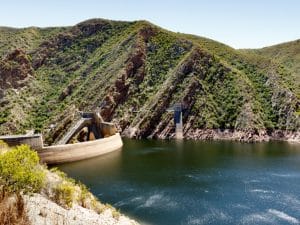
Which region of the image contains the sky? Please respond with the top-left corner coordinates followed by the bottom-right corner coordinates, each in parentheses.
top-left (1, 0), bottom-right (299, 49)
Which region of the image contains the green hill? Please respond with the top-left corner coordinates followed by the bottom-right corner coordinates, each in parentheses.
top-left (0, 19), bottom-right (299, 142)
top-left (242, 39), bottom-right (300, 97)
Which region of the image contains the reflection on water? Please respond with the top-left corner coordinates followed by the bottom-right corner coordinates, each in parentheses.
top-left (59, 149), bottom-right (123, 177)
top-left (58, 139), bottom-right (300, 225)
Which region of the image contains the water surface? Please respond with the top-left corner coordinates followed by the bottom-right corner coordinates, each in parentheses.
top-left (58, 139), bottom-right (300, 225)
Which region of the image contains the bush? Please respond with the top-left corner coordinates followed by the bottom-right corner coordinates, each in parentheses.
top-left (0, 144), bottom-right (45, 194)
top-left (54, 182), bottom-right (75, 208)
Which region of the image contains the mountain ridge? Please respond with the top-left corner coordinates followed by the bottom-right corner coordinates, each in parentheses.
top-left (0, 18), bottom-right (299, 143)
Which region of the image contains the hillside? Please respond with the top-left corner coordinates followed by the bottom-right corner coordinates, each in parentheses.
top-left (0, 18), bottom-right (299, 142)
top-left (0, 141), bottom-right (138, 225)
top-left (242, 39), bottom-right (300, 97)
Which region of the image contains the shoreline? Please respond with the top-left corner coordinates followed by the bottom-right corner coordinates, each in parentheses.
top-left (123, 129), bottom-right (300, 143)
top-left (0, 142), bottom-right (140, 225)
top-left (24, 193), bottom-right (139, 225)
top-left (184, 129), bottom-right (300, 143)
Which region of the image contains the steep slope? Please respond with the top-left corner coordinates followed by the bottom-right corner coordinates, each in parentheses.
top-left (243, 39), bottom-right (300, 97)
top-left (0, 26), bottom-right (67, 56)
top-left (0, 19), bottom-right (299, 142)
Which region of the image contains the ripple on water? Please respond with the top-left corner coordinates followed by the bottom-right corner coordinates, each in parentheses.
top-left (135, 147), bottom-right (171, 155)
top-left (185, 174), bottom-right (213, 181)
top-left (248, 189), bottom-right (276, 200)
top-left (247, 190), bottom-right (300, 214)
top-left (114, 191), bottom-right (179, 213)
top-left (270, 172), bottom-right (300, 178)
top-left (138, 192), bottom-right (178, 210)
top-left (243, 177), bottom-right (266, 185)
top-left (241, 209), bottom-right (299, 225)
top-left (268, 209), bottom-right (299, 224)
top-left (241, 212), bottom-right (276, 224)
top-left (229, 203), bottom-right (250, 210)
top-left (279, 194), bottom-right (300, 213)
top-left (249, 189), bottom-right (275, 194)
top-left (184, 208), bottom-right (232, 225)
top-left (114, 195), bottom-right (143, 207)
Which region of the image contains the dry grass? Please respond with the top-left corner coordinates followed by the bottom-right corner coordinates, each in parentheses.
top-left (0, 191), bottom-right (30, 225)
top-left (0, 140), bottom-right (9, 154)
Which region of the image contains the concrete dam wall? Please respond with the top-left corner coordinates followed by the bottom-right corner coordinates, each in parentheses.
top-left (0, 134), bottom-right (43, 150)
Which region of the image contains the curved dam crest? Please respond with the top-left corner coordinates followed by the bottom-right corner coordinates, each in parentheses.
top-left (0, 111), bottom-right (123, 164)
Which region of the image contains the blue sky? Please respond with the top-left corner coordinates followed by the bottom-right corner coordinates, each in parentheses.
top-left (1, 0), bottom-right (299, 48)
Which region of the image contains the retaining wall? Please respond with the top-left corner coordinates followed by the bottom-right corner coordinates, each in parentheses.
top-left (0, 134), bottom-right (43, 150)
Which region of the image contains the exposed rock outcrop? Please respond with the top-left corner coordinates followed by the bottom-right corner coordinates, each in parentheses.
top-left (100, 27), bottom-right (155, 121)
top-left (0, 19), bottom-right (299, 142)
top-left (24, 194), bottom-right (138, 225)
top-left (0, 49), bottom-right (33, 90)
top-left (185, 129), bottom-right (270, 142)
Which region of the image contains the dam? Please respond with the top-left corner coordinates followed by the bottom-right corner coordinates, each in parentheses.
top-left (0, 111), bottom-right (123, 164)
top-left (0, 104), bottom-right (186, 163)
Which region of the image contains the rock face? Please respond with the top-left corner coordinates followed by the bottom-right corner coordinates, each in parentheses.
top-left (0, 49), bottom-right (33, 90)
top-left (0, 19), bottom-right (299, 142)
top-left (24, 194), bottom-right (139, 225)
top-left (100, 27), bottom-right (153, 122)
top-left (185, 129), bottom-right (269, 142)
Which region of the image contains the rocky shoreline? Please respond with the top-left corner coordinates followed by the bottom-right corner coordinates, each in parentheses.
top-left (23, 169), bottom-right (140, 225)
top-left (184, 129), bottom-right (300, 143)
top-left (24, 194), bottom-right (138, 225)
top-left (122, 127), bottom-right (300, 143)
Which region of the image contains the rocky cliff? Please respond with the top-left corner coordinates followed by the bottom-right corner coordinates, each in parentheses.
top-left (0, 19), bottom-right (299, 142)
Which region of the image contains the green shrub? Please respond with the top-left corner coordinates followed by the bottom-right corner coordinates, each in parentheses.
top-left (78, 181), bottom-right (91, 207)
top-left (0, 144), bottom-right (45, 194)
top-left (54, 182), bottom-right (75, 208)
top-left (50, 167), bottom-right (68, 178)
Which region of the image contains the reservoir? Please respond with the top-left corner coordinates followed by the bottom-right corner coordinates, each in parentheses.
top-left (58, 139), bottom-right (300, 225)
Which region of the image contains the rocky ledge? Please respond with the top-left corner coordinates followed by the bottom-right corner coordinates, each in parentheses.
top-left (22, 169), bottom-right (140, 225)
top-left (184, 129), bottom-right (300, 143)
top-left (24, 194), bottom-right (138, 225)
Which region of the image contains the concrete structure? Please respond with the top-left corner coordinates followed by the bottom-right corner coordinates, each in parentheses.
top-left (39, 133), bottom-right (122, 164)
top-left (57, 118), bottom-right (92, 145)
top-left (0, 111), bottom-right (123, 164)
top-left (0, 134), bottom-right (43, 149)
top-left (167, 103), bottom-right (184, 139)
top-left (173, 103), bottom-right (183, 139)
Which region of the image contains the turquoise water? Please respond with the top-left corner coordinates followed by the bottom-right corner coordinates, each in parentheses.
top-left (58, 139), bottom-right (300, 225)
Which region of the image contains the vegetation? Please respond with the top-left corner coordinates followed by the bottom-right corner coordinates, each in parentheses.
top-left (49, 167), bottom-right (112, 212)
top-left (0, 142), bottom-right (121, 220)
top-left (0, 19), bottom-right (299, 141)
top-left (245, 39), bottom-right (300, 97)
top-left (0, 144), bottom-right (45, 194)
top-left (54, 182), bottom-right (76, 208)
top-left (0, 143), bottom-right (43, 225)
